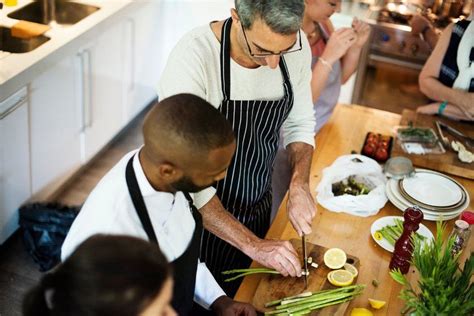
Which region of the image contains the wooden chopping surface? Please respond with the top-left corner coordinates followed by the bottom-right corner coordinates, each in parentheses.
top-left (391, 110), bottom-right (474, 179)
top-left (252, 239), bottom-right (360, 315)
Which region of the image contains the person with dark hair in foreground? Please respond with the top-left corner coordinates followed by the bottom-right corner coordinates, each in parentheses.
top-left (61, 94), bottom-right (255, 315)
top-left (24, 235), bottom-right (176, 316)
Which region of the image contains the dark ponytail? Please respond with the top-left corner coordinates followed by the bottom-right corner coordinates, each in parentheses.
top-left (22, 235), bottom-right (171, 316)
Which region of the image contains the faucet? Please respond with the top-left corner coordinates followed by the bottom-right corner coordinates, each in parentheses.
top-left (39, 0), bottom-right (56, 24)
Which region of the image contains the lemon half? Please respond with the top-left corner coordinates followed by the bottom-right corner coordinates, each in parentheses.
top-left (327, 269), bottom-right (354, 286)
top-left (324, 248), bottom-right (347, 269)
top-left (368, 298), bottom-right (386, 309)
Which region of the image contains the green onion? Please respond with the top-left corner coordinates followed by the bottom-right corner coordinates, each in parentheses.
top-left (222, 267), bottom-right (280, 282)
top-left (264, 285), bottom-right (365, 315)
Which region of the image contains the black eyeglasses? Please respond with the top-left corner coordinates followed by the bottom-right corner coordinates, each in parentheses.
top-left (240, 23), bottom-right (302, 58)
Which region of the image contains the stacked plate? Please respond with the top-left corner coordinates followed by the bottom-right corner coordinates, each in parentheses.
top-left (385, 169), bottom-right (470, 221)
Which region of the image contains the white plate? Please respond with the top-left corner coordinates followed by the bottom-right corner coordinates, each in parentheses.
top-left (401, 171), bottom-right (463, 207)
top-left (388, 180), bottom-right (464, 216)
top-left (385, 181), bottom-right (463, 221)
top-left (371, 216), bottom-right (434, 252)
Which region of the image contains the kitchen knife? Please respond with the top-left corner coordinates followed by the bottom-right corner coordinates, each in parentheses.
top-left (302, 234), bottom-right (308, 289)
top-left (438, 121), bottom-right (474, 147)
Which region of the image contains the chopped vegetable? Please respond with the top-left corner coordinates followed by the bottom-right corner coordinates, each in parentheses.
top-left (221, 268), bottom-right (279, 282)
top-left (264, 285), bottom-right (366, 315)
top-left (376, 219), bottom-right (426, 247)
top-left (311, 262), bottom-right (319, 269)
top-left (332, 176), bottom-right (371, 196)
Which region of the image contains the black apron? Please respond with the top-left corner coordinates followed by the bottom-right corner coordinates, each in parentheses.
top-left (200, 18), bottom-right (295, 296)
top-left (125, 156), bottom-right (202, 316)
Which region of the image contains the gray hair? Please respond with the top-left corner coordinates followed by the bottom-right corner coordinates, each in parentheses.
top-left (235, 0), bottom-right (304, 35)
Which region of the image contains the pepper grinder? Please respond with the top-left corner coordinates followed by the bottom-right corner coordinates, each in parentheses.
top-left (389, 206), bottom-right (424, 274)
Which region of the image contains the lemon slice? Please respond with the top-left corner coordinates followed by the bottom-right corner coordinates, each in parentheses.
top-left (350, 308), bottom-right (373, 316)
top-left (324, 248), bottom-right (347, 269)
top-left (368, 298), bottom-right (386, 309)
top-left (327, 269), bottom-right (354, 286)
top-left (343, 263), bottom-right (358, 277)
top-left (374, 231), bottom-right (383, 241)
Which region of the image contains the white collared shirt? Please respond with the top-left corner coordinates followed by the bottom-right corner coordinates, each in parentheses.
top-left (61, 149), bottom-right (225, 309)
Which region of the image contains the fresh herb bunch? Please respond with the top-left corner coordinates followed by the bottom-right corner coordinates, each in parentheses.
top-left (390, 222), bottom-right (474, 315)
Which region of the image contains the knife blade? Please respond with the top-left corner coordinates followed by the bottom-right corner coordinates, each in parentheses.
top-left (302, 234), bottom-right (308, 289)
top-left (438, 121), bottom-right (474, 147)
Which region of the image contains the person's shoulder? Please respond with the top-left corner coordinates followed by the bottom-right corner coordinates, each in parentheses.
top-left (173, 24), bottom-right (218, 56)
top-left (283, 31), bottom-right (312, 71)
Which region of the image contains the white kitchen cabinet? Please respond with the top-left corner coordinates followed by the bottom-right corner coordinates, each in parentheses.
top-left (78, 21), bottom-right (124, 162)
top-left (29, 56), bottom-right (82, 198)
top-left (122, 2), bottom-right (160, 122)
top-left (0, 88), bottom-right (31, 244)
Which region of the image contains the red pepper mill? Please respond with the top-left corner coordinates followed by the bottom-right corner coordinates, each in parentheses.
top-left (389, 206), bottom-right (424, 274)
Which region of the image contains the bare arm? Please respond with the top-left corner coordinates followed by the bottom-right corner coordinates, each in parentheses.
top-left (340, 19), bottom-right (371, 84)
top-left (340, 46), bottom-right (363, 84)
top-left (419, 24), bottom-right (474, 118)
top-left (200, 195), bottom-right (302, 277)
top-left (286, 142), bottom-right (316, 236)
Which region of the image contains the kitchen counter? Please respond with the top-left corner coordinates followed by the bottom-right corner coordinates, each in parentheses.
top-left (234, 104), bottom-right (474, 314)
top-left (0, 0), bottom-right (142, 99)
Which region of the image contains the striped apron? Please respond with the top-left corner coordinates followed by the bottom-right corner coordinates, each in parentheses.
top-left (200, 18), bottom-right (295, 296)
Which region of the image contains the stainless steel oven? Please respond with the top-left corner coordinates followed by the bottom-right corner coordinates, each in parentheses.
top-left (352, 20), bottom-right (432, 114)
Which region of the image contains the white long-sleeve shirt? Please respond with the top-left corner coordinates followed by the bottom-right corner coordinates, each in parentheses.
top-left (157, 22), bottom-right (316, 208)
top-left (61, 150), bottom-right (225, 309)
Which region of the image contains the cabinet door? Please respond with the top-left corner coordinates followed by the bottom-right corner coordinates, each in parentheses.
top-left (29, 56), bottom-right (82, 197)
top-left (122, 2), bottom-right (160, 122)
top-left (80, 21), bottom-right (124, 161)
top-left (0, 88), bottom-right (30, 244)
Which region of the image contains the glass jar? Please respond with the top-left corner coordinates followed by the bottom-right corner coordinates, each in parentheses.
top-left (449, 220), bottom-right (471, 257)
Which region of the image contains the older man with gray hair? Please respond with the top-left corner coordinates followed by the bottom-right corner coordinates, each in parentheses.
top-left (158, 0), bottom-right (316, 297)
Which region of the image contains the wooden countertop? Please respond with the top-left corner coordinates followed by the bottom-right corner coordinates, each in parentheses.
top-left (234, 104), bottom-right (474, 315)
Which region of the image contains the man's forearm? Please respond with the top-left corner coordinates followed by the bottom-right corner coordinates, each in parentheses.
top-left (287, 142), bottom-right (314, 187)
top-left (199, 195), bottom-right (259, 256)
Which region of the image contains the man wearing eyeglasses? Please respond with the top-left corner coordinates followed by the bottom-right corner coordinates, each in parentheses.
top-left (157, 0), bottom-right (316, 297)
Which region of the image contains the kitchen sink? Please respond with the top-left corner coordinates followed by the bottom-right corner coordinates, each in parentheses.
top-left (0, 26), bottom-right (50, 53)
top-left (8, 1), bottom-right (100, 25)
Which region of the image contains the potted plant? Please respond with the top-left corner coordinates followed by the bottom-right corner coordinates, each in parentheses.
top-left (390, 222), bottom-right (473, 315)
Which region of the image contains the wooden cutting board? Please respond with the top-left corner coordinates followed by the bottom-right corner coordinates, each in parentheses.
top-left (391, 110), bottom-right (474, 179)
top-left (252, 239), bottom-right (360, 315)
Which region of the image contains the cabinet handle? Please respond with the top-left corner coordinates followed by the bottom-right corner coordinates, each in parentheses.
top-left (0, 87), bottom-right (27, 120)
top-left (127, 18), bottom-right (135, 92)
top-left (77, 52), bottom-right (86, 132)
top-left (82, 49), bottom-right (93, 128)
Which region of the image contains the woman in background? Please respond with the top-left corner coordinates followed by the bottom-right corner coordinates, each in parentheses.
top-left (303, 0), bottom-right (370, 129)
top-left (272, 0), bottom-right (371, 216)
top-left (416, 10), bottom-right (474, 121)
top-left (23, 235), bottom-right (176, 316)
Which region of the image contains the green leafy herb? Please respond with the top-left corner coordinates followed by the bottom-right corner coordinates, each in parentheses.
top-left (389, 221), bottom-right (474, 315)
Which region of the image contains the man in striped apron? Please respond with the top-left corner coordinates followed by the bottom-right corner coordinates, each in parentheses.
top-left (158, 0), bottom-right (317, 297)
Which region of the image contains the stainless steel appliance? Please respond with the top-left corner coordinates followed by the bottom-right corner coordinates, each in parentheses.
top-left (352, 0), bottom-right (470, 114)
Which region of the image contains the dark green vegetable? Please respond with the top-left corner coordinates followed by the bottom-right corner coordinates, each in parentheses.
top-left (332, 176), bottom-right (371, 196)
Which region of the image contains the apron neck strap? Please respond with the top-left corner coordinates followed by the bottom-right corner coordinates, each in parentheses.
top-left (219, 18), bottom-right (292, 100)
top-left (125, 156), bottom-right (159, 244)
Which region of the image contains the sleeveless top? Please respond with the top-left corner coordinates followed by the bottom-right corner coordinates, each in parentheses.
top-left (439, 19), bottom-right (474, 92)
